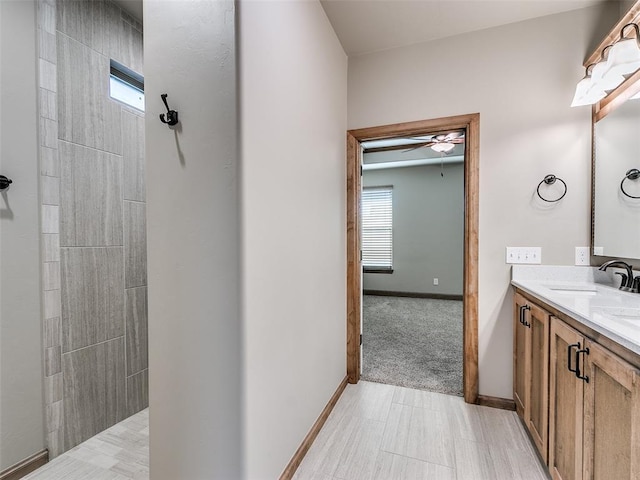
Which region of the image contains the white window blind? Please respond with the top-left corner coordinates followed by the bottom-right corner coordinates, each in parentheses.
top-left (362, 186), bottom-right (393, 270)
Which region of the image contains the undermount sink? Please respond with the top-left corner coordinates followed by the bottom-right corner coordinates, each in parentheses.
top-left (597, 307), bottom-right (640, 323)
top-left (545, 284), bottom-right (598, 296)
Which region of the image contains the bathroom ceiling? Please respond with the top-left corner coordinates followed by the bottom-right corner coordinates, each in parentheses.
top-left (320, 0), bottom-right (608, 56)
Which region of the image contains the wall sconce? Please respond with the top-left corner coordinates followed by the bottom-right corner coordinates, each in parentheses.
top-left (571, 23), bottom-right (640, 107)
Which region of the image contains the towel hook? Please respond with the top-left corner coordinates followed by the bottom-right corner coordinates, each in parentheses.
top-left (0, 175), bottom-right (12, 191)
top-left (159, 94), bottom-right (179, 127)
top-left (621, 168), bottom-right (640, 199)
top-left (536, 174), bottom-right (567, 202)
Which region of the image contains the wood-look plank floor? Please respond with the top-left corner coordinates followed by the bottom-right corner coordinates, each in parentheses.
top-left (22, 383), bottom-right (549, 480)
top-left (23, 409), bottom-right (148, 480)
top-left (293, 381), bottom-right (550, 480)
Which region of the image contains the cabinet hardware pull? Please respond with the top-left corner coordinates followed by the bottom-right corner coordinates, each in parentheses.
top-left (575, 347), bottom-right (590, 383)
top-left (567, 343), bottom-right (580, 374)
top-left (519, 305), bottom-right (525, 325)
top-left (522, 305), bottom-right (531, 328)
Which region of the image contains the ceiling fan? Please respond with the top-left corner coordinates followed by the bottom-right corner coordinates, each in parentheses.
top-left (403, 131), bottom-right (465, 154)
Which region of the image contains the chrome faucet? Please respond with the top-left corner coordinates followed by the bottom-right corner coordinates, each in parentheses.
top-left (598, 260), bottom-right (635, 291)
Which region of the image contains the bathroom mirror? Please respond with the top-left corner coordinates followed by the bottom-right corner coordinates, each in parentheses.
top-left (593, 93), bottom-right (640, 259)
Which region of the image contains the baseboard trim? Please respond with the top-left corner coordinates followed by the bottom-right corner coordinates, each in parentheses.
top-left (0, 450), bottom-right (48, 480)
top-left (476, 395), bottom-right (516, 411)
top-left (279, 376), bottom-right (349, 480)
top-left (364, 290), bottom-right (463, 301)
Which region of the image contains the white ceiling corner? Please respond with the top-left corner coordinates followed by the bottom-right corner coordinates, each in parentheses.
top-left (320, 0), bottom-right (608, 56)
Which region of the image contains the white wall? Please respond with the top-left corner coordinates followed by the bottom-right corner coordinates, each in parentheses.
top-left (239, 1), bottom-right (347, 478)
top-left (0, 0), bottom-right (45, 470)
top-left (363, 163), bottom-right (464, 295)
top-left (348, 5), bottom-right (619, 398)
top-left (144, 1), bottom-right (242, 478)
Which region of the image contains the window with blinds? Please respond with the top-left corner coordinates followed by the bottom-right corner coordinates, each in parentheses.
top-left (362, 186), bottom-right (393, 272)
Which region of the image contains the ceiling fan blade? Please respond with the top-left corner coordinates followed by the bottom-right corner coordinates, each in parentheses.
top-left (402, 141), bottom-right (435, 152)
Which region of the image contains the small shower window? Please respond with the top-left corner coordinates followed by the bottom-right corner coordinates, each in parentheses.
top-left (109, 60), bottom-right (144, 112)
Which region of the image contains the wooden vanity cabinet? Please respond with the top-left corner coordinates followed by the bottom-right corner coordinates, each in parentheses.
top-left (548, 316), bottom-right (640, 480)
top-left (513, 292), bottom-right (550, 462)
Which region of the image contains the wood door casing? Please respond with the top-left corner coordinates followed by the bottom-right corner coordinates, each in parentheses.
top-left (583, 341), bottom-right (640, 480)
top-left (549, 317), bottom-right (585, 480)
top-left (346, 113), bottom-right (480, 403)
top-left (527, 301), bottom-right (550, 463)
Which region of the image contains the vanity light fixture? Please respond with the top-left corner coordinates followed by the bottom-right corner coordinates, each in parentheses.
top-left (430, 142), bottom-right (456, 153)
top-left (572, 23), bottom-right (640, 107)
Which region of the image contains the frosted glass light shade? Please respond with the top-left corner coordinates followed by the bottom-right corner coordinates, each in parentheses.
top-left (604, 39), bottom-right (640, 79)
top-left (431, 142), bottom-right (455, 153)
top-left (571, 75), bottom-right (606, 107)
top-left (590, 61), bottom-right (625, 91)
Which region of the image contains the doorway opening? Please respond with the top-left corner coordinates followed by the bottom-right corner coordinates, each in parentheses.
top-left (346, 114), bottom-right (479, 404)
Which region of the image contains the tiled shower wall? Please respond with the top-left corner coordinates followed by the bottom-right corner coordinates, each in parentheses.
top-left (37, 0), bottom-right (147, 457)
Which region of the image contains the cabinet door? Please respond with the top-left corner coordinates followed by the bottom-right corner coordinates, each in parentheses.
top-left (549, 318), bottom-right (584, 480)
top-left (582, 341), bottom-right (640, 480)
top-left (526, 302), bottom-right (550, 463)
top-left (514, 293), bottom-right (530, 418)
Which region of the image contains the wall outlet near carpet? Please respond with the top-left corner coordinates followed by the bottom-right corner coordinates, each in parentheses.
top-left (433, 278), bottom-right (439, 285)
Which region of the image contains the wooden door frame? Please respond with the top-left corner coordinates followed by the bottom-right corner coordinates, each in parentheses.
top-left (346, 113), bottom-right (479, 404)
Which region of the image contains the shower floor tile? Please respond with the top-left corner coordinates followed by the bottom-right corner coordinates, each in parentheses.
top-left (23, 409), bottom-right (148, 480)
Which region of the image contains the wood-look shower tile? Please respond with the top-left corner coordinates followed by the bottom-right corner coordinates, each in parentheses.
top-left (117, 20), bottom-right (144, 75)
top-left (43, 261), bottom-right (61, 290)
top-left (57, 0), bottom-right (106, 54)
top-left (37, 1), bottom-right (56, 35)
top-left (60, 247), bottom-right (124, 352)
top-left (372, 451), bottom-right (456, 480)
top-left (125, 287), bottom-right (147, 375)
top-left (39, 59), bottom-right (56, 92)
top-left (122, 111), bottom-right (145, 201)
top-left (60, 142), bottom-right (123, 247)
top-left (41, 146), bottom-right (59, 177)
top-left (40, 117), bottom-right (58, 148)
top-left (45, 346), bottom-right (62, 376)
top-left (39, 87), bottom-right (57, 120)
top-left (57, 35), bottom-right (122, 155)
top-left (42, 205), bottom-right (59, 234)
top-left (43, 234), bottom-right (61, 262)
top-left (45, 373), bottom-right (64, 404)
top-left (381, 403), bottom-right (454, 468)
top-left (44, 316), bottom-right (61, 348)
top-left (47, 400), bottom-right (64, 433)
top-left (126, 370), bottom-right (148, 417)
top-left (44, 289), bottom-right (61, 319)
top-left (41, 175), bottom-right (60, 206)
top-left (124, 202), bottom-right (147, 288)
top-left (63, 337), bottom-right (126, 451)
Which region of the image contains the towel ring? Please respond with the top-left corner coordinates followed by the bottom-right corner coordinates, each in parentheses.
top-left (536, 174), bottom-right (567, 203)
top-left (621, 168), bottom-right (640, 199)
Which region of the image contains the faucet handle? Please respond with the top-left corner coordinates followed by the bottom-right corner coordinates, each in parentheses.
top-left (615, 272), bottom-right (630, 290)
top-left (634, 276), bottom-right (640, 293)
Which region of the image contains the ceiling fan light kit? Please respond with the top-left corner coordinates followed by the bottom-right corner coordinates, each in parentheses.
top-left (430, 142), bottom-right (456, 153)
top-left (571, 22), bottom-right (640, 107)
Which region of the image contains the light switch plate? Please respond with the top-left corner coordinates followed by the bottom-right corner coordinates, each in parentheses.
top-left (575, 247), bottom-right (590, 266)
top-left (506, 247), bottom-right (542, 264)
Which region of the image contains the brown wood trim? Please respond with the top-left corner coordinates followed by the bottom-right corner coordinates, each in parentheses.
top-left (363, 290), bottom-right (463, 301)
top-left (0, 450), bottom-right (48, 480)
top-left (347, 114), bottom-right (480, 404)
top-left (595, 68), bottom-right (640, 121)
top-left (463, 113), bottom-right (480, 405)
top-left (477, 395), bottom-right (517, 411)
top-left (279, 376), bottom-right (348, 480)
top-left (346, 133), bottom-right (361, 384)
top-left (513, 287), bottom-right (640, 369)
top-left (583, 2), bottom-right (640, 67)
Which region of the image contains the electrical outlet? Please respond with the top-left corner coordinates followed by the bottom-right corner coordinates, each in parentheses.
top-left (433, 278), bottom-right (439, 286)
top-left (506, 247), bottom-right (542, 264)
top-left (575, 247), bottom-right (590, 266)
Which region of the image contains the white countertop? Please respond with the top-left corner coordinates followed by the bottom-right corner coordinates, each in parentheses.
top-left (511, 266), bottom-right (640, 356)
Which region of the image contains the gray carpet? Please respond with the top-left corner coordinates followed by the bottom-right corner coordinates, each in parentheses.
top-left (362, 295), bottom-right (463, 396)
